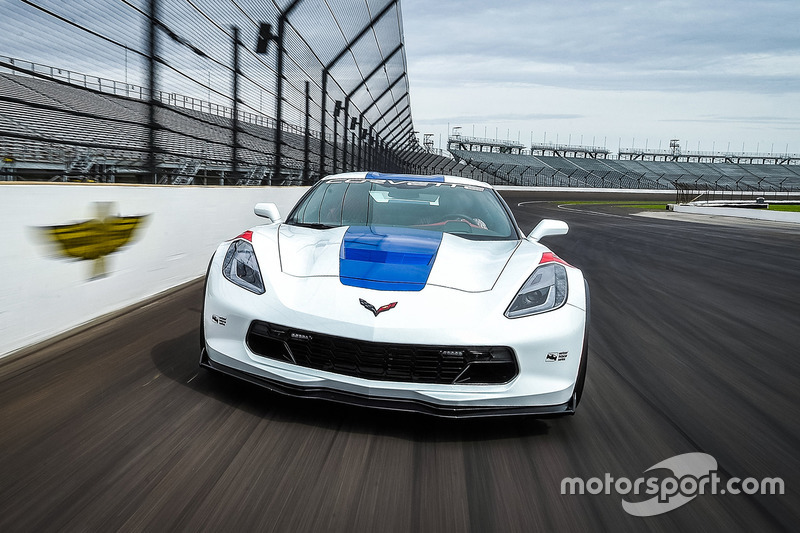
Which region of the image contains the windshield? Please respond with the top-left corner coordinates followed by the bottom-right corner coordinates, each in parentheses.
top-left (285, 177), bottom-right (518, 240)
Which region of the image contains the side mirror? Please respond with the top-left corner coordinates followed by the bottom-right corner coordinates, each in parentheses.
top-left (528, 219), bottom-right (568, 241)
top-left (254, 202), bottom-right (282, 223)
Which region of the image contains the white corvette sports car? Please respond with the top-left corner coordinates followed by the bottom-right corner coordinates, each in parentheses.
top-left (200, 172), bottom-right (589, 417)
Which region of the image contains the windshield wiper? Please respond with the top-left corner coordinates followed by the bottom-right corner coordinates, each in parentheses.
top-left (446, 232), bottom-right (516, 241)
top-left (289, 222), bottom-right (337, 230)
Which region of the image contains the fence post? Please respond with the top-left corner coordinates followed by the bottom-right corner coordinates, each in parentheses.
top-left (232, 26), bottom-right (241, 180)
top-left (146, 0), bottom-right (159, 184)
top-left (319, 72), bottom-right (328, 179)
top-left (272, 0), bottom-right (303, 184)
top-left (303, 80), bottom-right (311, 183)
top-left (350, 128), bottom-right (357, 171)
top-left (332, 100), bottom-right (342, 173)
top-left (357, 117), bottom-right (364, 170)
top-left (367, 127), bottom-right (374, 171)
top-left (342, 97), bottom-right (350, 172)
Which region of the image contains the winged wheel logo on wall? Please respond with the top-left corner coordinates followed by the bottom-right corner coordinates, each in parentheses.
top-left (38, 202), bottom-right (149, 279)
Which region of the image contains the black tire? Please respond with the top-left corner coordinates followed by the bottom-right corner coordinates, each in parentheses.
top-left (199, 254), bottom-right (214, 360)
top-left (572, 279), bottom-right (590, 408)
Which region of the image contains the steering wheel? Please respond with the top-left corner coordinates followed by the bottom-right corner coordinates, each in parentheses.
top-left (446, 213), bottom-right (480, 226)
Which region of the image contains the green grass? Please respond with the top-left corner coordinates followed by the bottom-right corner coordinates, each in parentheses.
top-left (557, 201), bottom-right (617, 205)
top-left (555, 201), bottom-right (667, 210)
top-left (618, 203), bottom-right (669, 210)
top-left (768, 204), bottom-right (800, 212)
top-left (554, 200), bottom-right (800, 212)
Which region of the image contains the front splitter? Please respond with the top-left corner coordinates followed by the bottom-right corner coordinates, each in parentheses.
top-left (200, 348), bottom-right (574, 419)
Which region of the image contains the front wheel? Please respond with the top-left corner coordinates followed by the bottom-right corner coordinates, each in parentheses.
top-left (199, 254), bottom-right (215, 359)
top-left (572, 279), bottom-right (590, 409)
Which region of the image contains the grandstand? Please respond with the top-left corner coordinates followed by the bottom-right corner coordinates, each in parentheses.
top-left (4, 60), bottom-right (800, 196)
top-left (0, 62), bottom-right (414, 185)
top-left (447, 134), bottom-right (800, 193)
top-left (1, 70), bottom-right (280, 183)
top-left (447, 149), bottom-right (658, 188)
top-left (0, 0), bottom-right (421, 185)
top-left (0, 69), bottom-right (292, 184)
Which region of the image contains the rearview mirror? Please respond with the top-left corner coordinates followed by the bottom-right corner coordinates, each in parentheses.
top-left (528, 219), bottom-right (568, 241)
top-left (254, 202), bottom-right (282, 223)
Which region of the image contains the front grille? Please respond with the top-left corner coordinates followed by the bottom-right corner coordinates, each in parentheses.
top-left (246, 321), bottom-right (518, 385)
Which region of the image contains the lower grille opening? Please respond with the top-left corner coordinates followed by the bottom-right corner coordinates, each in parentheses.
top-left (246, 323), bottom-right (294, 363)
top-left (453, 360), bottom-right (518, 384)
top-left (246, 321), bottom-right (518, 385)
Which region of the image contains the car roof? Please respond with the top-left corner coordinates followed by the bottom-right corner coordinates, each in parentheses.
top-left (321, 172), bottom-right (494, 189)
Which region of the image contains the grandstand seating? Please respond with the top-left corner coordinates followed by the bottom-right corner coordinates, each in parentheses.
top-left (448, 147), bottom-right (800, 191)
top-left (0, 72), bottom-right (307, 181)
top-left (3, 70), bottom-right (800, 190)
top-left (449, 149), bottom-right (662, 189)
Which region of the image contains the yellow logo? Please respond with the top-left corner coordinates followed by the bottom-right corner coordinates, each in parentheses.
top-left (40, 202), bottom-right (149, 278)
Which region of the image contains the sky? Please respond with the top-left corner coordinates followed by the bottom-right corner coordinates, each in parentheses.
top-left (400, 0), bottom-right (800, 155)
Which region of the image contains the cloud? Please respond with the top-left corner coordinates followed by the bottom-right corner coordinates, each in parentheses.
top-left (404, 0), bottom-right (800, 69)
top-left (402, 0), bottom-right (800, 150)
top-left (414, 112), bottom-right (584, 125)
top-left (410, 53), bottom-right (800, 94)
top-left (662, 115), bottom-right (800, 125)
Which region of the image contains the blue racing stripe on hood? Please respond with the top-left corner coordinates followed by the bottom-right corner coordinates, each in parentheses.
top-left (339, 226), bottom-right (442, 291)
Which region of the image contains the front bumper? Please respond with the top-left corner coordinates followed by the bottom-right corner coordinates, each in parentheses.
top-left (200, 347), bottom-right (575, 418)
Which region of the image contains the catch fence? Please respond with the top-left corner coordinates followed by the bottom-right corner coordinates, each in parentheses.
top-left (0, 0), bottom-right (434, 185)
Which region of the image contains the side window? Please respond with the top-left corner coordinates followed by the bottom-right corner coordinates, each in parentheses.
top-left (295, 182), bottom-right (328, 224)
top-left (319, 183), bottom-right (348, 225)
top-left (478, 191), bottom-right (514, 236)
top-left (341, 181), bottom-right (371, 226)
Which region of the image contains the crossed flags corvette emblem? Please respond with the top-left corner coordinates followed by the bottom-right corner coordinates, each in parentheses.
top-left (359, 298), bottom-right (397, 317)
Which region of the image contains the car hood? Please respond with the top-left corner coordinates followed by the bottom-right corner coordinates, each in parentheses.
top-left (277, 224), bottom-right (520, 293)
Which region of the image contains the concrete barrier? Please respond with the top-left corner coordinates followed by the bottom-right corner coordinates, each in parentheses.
top-left (0, 183), bottom-right (308, 357)
top-left (672, 204), bottom-right (800, 224)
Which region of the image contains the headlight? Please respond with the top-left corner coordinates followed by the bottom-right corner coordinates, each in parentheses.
top-left (505, 262), bottom-right (568, 318)
top-left (222, 239), bottom-right (265, 294)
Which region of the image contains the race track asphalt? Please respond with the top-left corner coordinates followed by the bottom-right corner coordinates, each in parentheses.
top-left (1, 192), bottom-right (797, 532)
